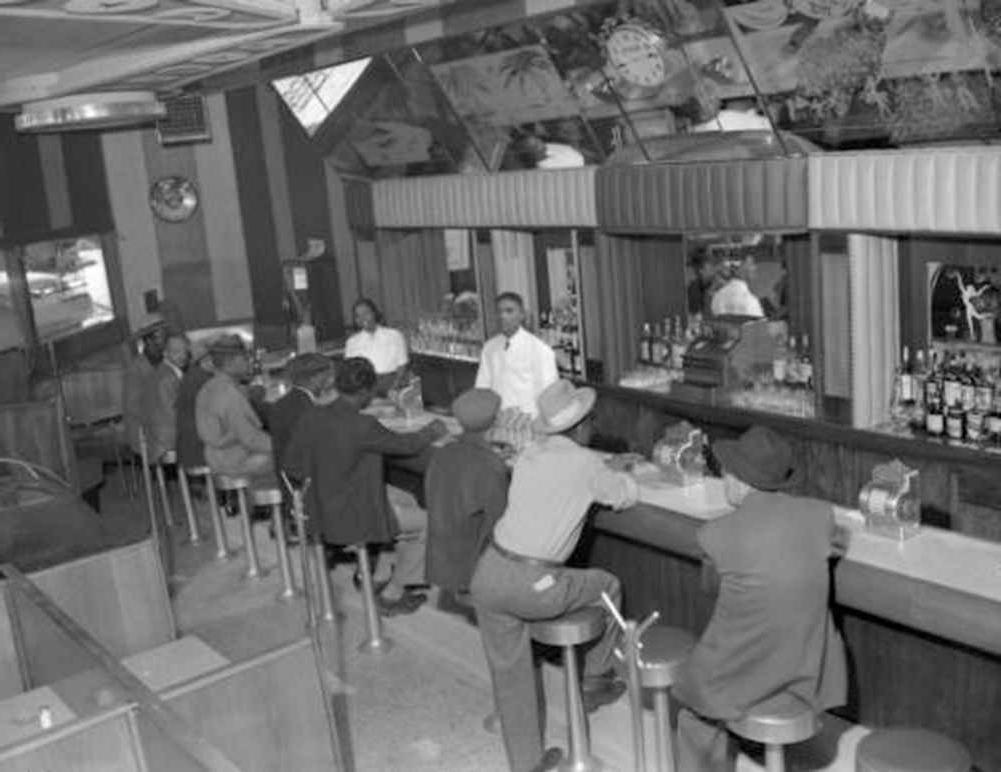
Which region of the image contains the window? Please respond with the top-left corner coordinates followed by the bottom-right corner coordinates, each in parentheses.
top-left (21, 235), bottom-right (115, 342)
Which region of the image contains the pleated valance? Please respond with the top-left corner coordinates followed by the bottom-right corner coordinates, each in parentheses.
top-left (371, 168), bottom-right (597, 228)
top-left (596, 157), bottom-right (809, 233)
top-left (809, 149), bottom-right (1001, 235)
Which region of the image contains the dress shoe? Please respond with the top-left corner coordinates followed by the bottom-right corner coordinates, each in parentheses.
top-left (376, 589), bottom-right (426, 617)
top-left (530, 747), bottom-right (563, 772)
top-left (582, 674), bottom-right (626, 714)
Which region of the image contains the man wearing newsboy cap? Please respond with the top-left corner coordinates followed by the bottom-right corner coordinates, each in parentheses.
top-left (469, 379), bottom-right (638, 772)
top-left (674, 425), bottom-right (848, 771)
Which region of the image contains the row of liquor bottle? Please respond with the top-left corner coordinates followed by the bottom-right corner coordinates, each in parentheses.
top-left (539, 311), bottom-right (584, 377)
top-left (638, 316), bottom-right (697, 372)
top-left (891, 346), bottom-right (1001, 444)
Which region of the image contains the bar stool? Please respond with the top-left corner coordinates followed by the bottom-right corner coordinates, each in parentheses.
top-left (856, 728), bottom-right (972, 772)
top-left (530, 606), bottom-right (607, 772)
top-left (638, 624), bottom-right (696, 772)
top-left (176, 465), bottom-right (203, 546)
top-left (213, 474), bottom-right (265, 581)
top-left (726, 692), bottom-right (818, 772)
top-left (349, 543), bottom-right (392, 654)
top-left (184, 466), bottom-right (231, 560)
top-left (251, 486), bottom-right (297, 601)
top-left (154, 450), bottom-right (176, 528)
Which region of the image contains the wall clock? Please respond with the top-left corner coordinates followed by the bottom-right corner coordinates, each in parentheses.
top-left (603, 22), bottom-right (685, 100)
top-left (149, 176), bottom-right (198, 223)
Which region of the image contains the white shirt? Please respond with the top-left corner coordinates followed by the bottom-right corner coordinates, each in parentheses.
top-left (710, 278), bottom-right (764, 318)
top-left (345, 326), bottom-right (408, 375)
top-left (475, 327), bottom-right (558, 417)
top-left (494, 436), bottom-right (638, 562)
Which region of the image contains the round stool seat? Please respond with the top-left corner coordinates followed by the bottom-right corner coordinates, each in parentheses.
top-left (727, 692), bottom-right (818, 746)
top-left (252, 487), bottom-right (283, 507)
top-left (856, 729), bottom-right (971, 772)
top-left (186, 466), bottom-right (211, 476)
top-left (639, 624), bottom-right (696, 689)
top-left (160, 450), bottom-right (177, 464)
top-left (214, 475), bottom-right (250, 492)
top-left (530, 607), bottom-right (605, 647)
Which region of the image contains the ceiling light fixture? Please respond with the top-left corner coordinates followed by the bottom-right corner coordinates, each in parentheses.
top-left (15, 91), bottom-right (166, 132)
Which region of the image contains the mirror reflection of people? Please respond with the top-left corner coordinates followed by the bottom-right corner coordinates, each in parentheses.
top-left (475, 292), bottom-right (558, 418)
top-left (344, 298), bottom-right (409, 395)
top-left (710, 256), bottom-right (764, 318)
top-left (674, 426), bottom-right (847, 771)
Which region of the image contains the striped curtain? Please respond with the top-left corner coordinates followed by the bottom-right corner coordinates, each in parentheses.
top-left (374, 229), bottom-right (449, 329)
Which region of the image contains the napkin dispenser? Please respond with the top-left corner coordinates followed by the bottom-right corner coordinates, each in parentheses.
top-left (652, 423), bottom-right (706, 486)
top-left (858, 459), bottom-right (920, 541)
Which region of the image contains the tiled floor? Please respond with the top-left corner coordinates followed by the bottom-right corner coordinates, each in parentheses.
top-left (97, 471), bottom-right (867, 771)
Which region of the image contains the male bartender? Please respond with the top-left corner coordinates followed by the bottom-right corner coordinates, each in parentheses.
top-left (475, 292), bottom-right (557, 418)
top-left (470, 379), bottom-right (636, 772)
top-left (674, 426), bottom-right (847, 771)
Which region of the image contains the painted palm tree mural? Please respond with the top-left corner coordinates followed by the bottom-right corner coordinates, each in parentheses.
top-left (498, 48), bottom-right (556, 101)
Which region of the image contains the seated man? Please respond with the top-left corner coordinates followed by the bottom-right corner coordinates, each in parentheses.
top-left (469, 379), bottom-right (637, 772)
top-left (175, 341), bottom-right (213, 471)
top-left (424, 388), bottom-right (509, 598)
top-left (269, 353), bottom-right (336, 471)
top-left (674, 426), bottom-right (847, 772)
top-left (284, 357), bottom-right (447, 615)
top-left (145, 333), bottom-right (189, 462)
top-left (195, 337), bottom-right (273, 479)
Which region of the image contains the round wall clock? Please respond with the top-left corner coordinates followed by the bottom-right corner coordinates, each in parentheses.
top-left (604, 23), bottom-right (672, 91)
top-left (149, 176), bottom-right (199, 223)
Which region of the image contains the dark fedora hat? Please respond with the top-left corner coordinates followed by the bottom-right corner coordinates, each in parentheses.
top-left (713, 425), bottom-right (800, 492)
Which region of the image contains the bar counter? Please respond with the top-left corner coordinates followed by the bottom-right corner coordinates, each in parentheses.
top-left (383, 403), bottom-right (1001, 769)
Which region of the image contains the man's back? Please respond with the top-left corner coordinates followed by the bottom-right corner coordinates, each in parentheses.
top-left (195, 372), bottom-right (271, 476)
top-left (677, 491), bottom-right (847, 720)
top-left (175, 367), bottom-right (212, 468)
top-left (269, 388), bottom-right (313, 472)
top-left (145, 363), bottom-right (181, 460)
top-left (425, 436), bottom-right (509, 591)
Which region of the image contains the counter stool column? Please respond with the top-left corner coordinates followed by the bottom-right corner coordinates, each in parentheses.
top-left (638, 625), bottom-right (696, 772)
top-left (187, 466), bottom-right (230, 560)
top-left (177, 465), bottom-right (202, 546)
top-left (530, 607), bottom-right (607, 772)
top-left (350, 544), bottom-right (392, 654)
top-left (856, 728), bottom-right (972, 772)
top-left (726, 693), bottom-right (819, 772)
top-left (313, 542), bottom-right (337, 625)
top-left (214, 475), bottom-right (265, 581)
top-left (252, 486), bottom-right (297, 601)
top-left (154, 450), bottom-right (176, 528)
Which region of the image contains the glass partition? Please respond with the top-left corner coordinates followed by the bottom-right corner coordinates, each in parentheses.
top-left (0, 564), bottom-right (240, 771)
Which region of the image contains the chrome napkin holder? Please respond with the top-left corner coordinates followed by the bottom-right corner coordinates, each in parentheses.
top-left (858, 459), bottom-right (921, 541)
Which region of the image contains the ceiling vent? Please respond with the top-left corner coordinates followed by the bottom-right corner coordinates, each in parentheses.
top-left (156, 94), bottom-right (211, 146)
top-left (15, 92), bottom-right (166, 133)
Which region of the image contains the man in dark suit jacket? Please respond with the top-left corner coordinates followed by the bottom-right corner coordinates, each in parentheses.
top-left (284, 358), bottom-right (447, 616)
top-left (145, 334), bottom-right (189, 461)
top-left (268, 353), bottom-right (335, 473)
top-left (175, 342), bottom-right (213, 470)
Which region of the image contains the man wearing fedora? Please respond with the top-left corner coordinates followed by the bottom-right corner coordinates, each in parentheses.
top-left (470, 379), bottom-right (638, 772)
top-left (425, 388), bottom-right (509, 599)
top-left (674, 425), bottom-right (848, 771)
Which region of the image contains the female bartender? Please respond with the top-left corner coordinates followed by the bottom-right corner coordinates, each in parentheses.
top-left (344, 298), bottom-right (409, 395)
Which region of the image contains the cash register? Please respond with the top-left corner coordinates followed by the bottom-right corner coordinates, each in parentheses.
top-left (682, 316), bottom-right (779, 390)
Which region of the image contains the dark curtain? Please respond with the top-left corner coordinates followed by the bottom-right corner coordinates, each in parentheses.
top-left (586, 233), bottom-right (646, 384)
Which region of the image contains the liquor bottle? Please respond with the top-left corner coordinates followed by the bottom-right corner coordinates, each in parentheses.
top-left (899, 346), bottom-right (915, 405)
top-left (974, 357), bottom-right (994, 414)
top-left (772, 332), bottom-right (788, 385)
top-left (987, 390), bottom-right (1001, 446)
top-left (651, 322), bottom-right (666, 364)
top-left (661, 318), bottom-right (673, 366)
top-left (640, 323), bottom-right (653, 363)
top-left (946, 400), bottom-right (965, 441)
top-left (911, 349), bottom-right (928, 428)
top-left (925, 394), bottom-right (945, 437)
top-left (942, 353), bottom-right (962, 408)
top-left (670, 316), bottom-right (687, 371)
top-left (799, 334), bottom-right (814, 390)
top-left (960, 357), bottom-right (977, 412)
top-left (785, 335), bottom-right (801, 387)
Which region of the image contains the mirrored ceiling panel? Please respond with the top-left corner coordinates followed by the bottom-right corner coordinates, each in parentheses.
top-left (276, 0), bottom-right (1001, 177)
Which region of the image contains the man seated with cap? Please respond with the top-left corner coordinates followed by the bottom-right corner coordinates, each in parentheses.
top-left (469, 379), bottom-right (638, 772)
top-left (195, 336), bottom-right (273, 480)
top-left (425, 388), bottom-right (509, 600)
top-left (284, 357), bottom-right (448, 616)
top-left (674, 426), bottom-right (847, 772)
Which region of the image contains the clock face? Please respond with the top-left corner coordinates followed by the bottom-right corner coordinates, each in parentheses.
top-left (605, 25), bottom-right (668, 89)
